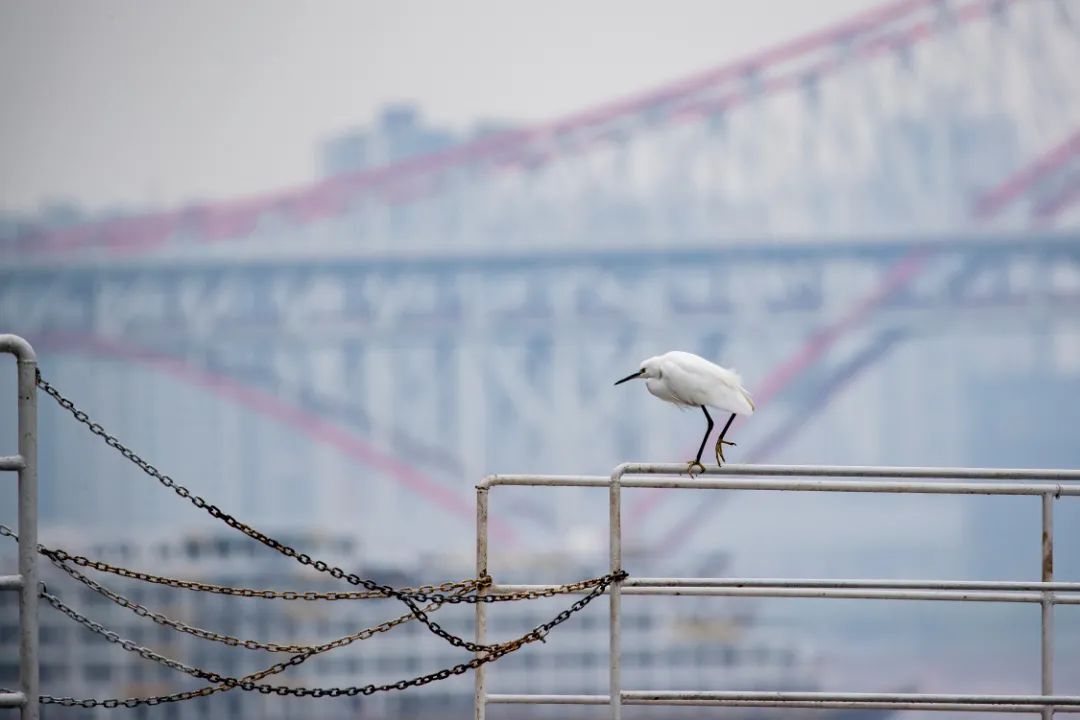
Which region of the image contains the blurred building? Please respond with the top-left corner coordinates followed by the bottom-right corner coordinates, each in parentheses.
top-left (320, 103), bottom-right (514, 178)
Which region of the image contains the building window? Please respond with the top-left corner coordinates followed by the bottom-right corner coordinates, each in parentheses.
top-left (39, 626), bottom-right (66, 644)
top-left (85, 664), bottom-right (111, 682)
top-left (41, 664), bottom-right (68, 682)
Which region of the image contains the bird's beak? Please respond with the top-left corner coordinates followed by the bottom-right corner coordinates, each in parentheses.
top-left (614, 369), bottom-right (646, 386)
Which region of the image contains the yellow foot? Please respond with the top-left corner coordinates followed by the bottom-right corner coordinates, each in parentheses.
top-left (715, 438), bottom-right (737, 466)
top-left (685, 460), bottom-right (706, 478)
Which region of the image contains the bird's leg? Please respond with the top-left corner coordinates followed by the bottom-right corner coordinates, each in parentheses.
top-left (687, 406), bottom-right (713, 477)
top-left (714, 413), bottom-right (737, 465)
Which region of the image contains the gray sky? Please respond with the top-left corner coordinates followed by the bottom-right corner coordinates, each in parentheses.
top-left (0, 0), bottom-right (879, 214)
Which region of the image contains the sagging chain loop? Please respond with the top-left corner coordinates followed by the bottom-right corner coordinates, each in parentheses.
top-left (0, 524), bottom-right (610, 656)
top-left (50, 545), bottom-right (487, 601)
top-left (3, 582), bottom-right (461, 707)
top-left (44, 548), bottom-right (438, 653)
top-left (29, 570), bottom-right (622, 707)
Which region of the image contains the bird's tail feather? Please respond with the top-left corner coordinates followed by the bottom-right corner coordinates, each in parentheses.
top-left (740, 387), bottom-right (756, 414)
top-left (728, 367), bottom-right (755, 413)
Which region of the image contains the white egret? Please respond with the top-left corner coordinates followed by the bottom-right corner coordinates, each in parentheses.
top-left (615, 350), bottom-right (755, 476)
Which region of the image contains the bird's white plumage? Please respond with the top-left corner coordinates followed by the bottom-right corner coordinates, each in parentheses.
top-left (640, 351), bottom-right (755, 415)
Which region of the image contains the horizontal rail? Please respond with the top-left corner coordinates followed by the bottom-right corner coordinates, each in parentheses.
top-left (489, 694), bottom-right (607, 705)
top-left (483, 463), bottom-right (1080, 488)
top-left (631, 577), bottom-right (1080, 591)
top-left (627, 700), bottom-right (1079, 712)
top-left (619, 478), bottom-right (1077, 494)
top-left (0, 575), bottom-right (24, 591)
top-left (619, 463), bottom-right (1080, 481)
top-left (487, 691), bottom-right (1080, 712)
top-left (627, 691), bottom-right (1080, 707)
top-left (482, 474), bottom-right (609, 487)
top-left (0, 692), bottom-right (26, 708)
top-left (488, 583), bottom-right (1080, 604)
top-left (0, 455), bottom-right (23, 471)
top-left (485, 474), bottom-right (1080, 495)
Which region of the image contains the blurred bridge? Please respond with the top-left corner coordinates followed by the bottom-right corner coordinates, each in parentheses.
top-left (2, 0), bottom-right (1079, 554)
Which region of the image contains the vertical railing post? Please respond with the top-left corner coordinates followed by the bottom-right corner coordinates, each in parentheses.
top-left (2, 335), bottom-right (38, 720)
top-left (609, 466), bottom-right (624, 720)
top-left (475, 482), bottom-right (490, 720)
top-left (1041, 491), bottom-right (1054, 720)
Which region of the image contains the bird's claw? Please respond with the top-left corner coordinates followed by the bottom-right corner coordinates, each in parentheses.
top-left (685, 460), bottom-right (706, 478)
top-left (714, 438), bottom-right (736, 466)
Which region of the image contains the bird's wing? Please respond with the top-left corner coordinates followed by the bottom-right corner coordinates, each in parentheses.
top-left (705, 367), bottom-right (755, 415)
top-left (658, 356), bottom-right (700, 406)
top-left (667, 351), bottom-right (755, 415)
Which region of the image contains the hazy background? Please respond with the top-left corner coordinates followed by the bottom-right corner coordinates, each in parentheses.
top-left (0, 0), bottom-right (880, 212)
top-left (2, 0), bottom-right (1080, 718)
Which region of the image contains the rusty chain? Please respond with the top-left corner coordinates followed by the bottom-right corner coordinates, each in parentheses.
top-left (1, 522), bottom-right (610, 655)
top-left (0, 523), bottom-right (451, 653)
top-left (51, 548), bottom-right (486, 600)
top-left (42, 544), bottom-right (601, 605)
top-left (51, 552), bottom-right (607, 654)
top-left (46, 550), bottom-right (440, 653)
top-left (19, 569), bottom-right (620, 707)
top-left (35, 369), bottom-right (629, 656)
top-left (0, 529), bottom-right (472, 707)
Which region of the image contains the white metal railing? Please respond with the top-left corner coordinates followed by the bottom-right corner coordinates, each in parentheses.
top-left (474, 463), bottom-right (1080, 719)
top-left (0, 335), bottom-right (38, 720)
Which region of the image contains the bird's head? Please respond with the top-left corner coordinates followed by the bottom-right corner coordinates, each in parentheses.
top-left (614, 356), bottom-right (662, 386)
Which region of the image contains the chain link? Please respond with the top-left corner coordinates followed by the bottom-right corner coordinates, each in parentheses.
top-left (4, 523), bottom-right (613, 658)
top-left (0, 524), bottom-right (607, 655)
top-left (36, 370), bottom-right (629, 655)
top-left (43, 549), bottom-right (434, 653)
top-left (30, 570), bottom-right (621, 706)
top-left (0, 570), bottom-right (465, 707)
top-left (57, 547), bottom-right (486, 600)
